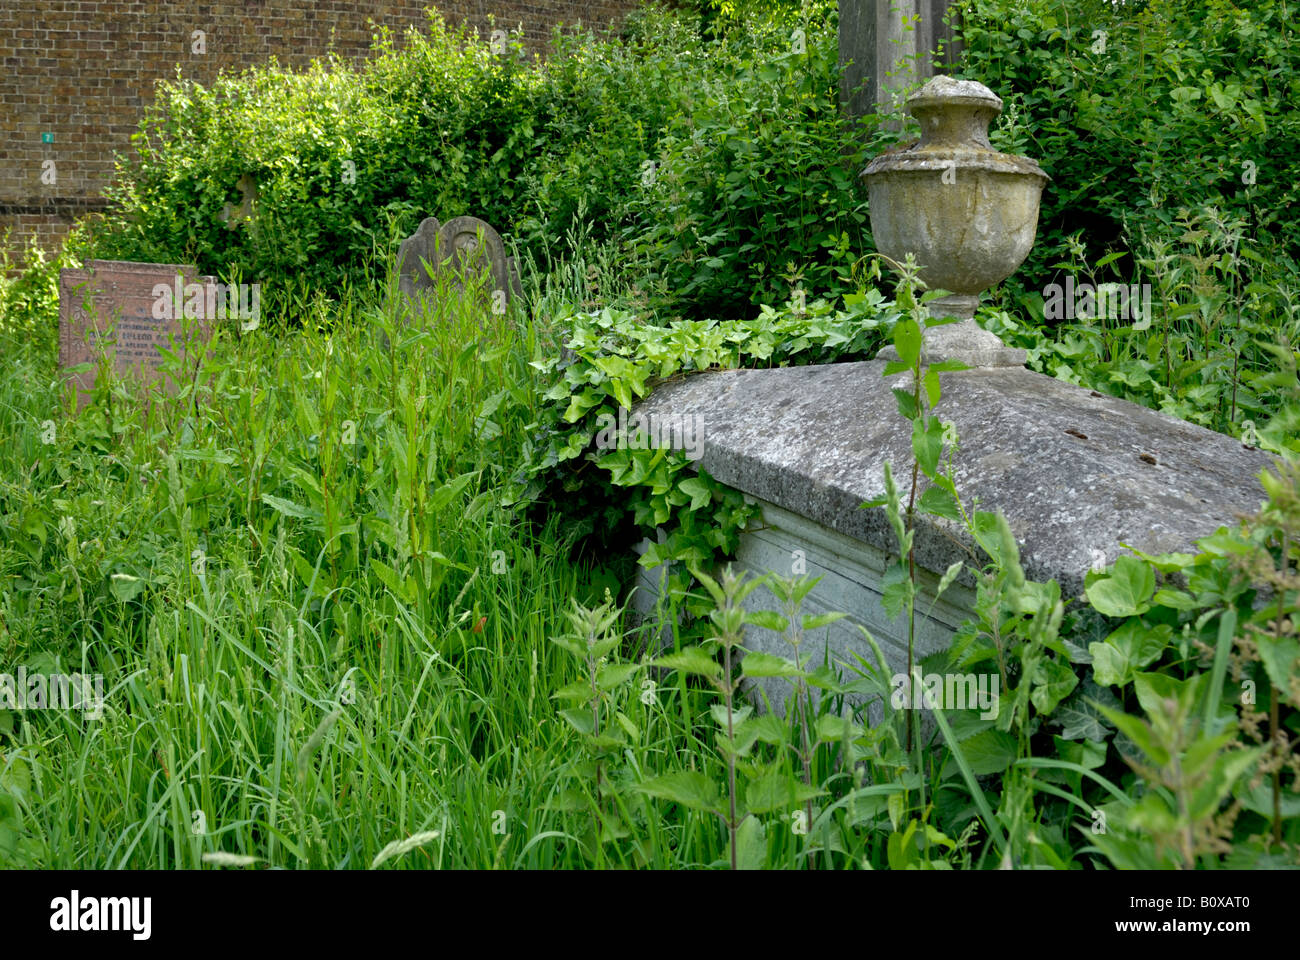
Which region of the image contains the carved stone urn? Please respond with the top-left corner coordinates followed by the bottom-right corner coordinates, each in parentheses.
top-left (865, 76), bottom-right (1049, 366)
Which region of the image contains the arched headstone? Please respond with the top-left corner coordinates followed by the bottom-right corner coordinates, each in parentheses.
top-left (396, 216), bottom-right (441, 303)
top-left (396, 215), bottom-right (522, 314)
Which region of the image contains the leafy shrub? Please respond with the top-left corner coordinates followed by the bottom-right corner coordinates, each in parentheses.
top-left (0, 235), bottom-right (73, 354)
top-left (625, 9), bottom-right (877, 318)
top-left (70, 9), bottom-right (692, 314)
top-left (956, 0), bottom-right (1300, 306)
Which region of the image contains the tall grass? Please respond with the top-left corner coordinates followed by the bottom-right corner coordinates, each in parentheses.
top-left (0, 246), bottom-right (895, 869)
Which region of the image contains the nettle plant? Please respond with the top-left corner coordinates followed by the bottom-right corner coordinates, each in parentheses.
top-left (840, 258), bottom-right (1299, 869)
top-left (986, 206), bottom-right (1300, 459)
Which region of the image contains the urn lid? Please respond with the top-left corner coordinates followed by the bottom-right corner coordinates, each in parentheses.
top-left (863, 75), bottom-right (1048, 181)
top-left (906, 76), bottom-right (1003, 115)
top-left (907, 76), bottom-right (1003, 151)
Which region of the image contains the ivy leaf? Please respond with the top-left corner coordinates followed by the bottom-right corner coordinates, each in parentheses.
top-left (677, 476), bottom-right (712, 510)
top-left (1085, 555), bottom-right (1155, 617)
top-left (1030, 657), bottom-right (1079, 716)
top-left (1089, 620), bottom-right (1171, 688)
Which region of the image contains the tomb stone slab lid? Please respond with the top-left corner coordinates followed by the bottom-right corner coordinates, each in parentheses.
top-left (632, 360), bottom-right (1279, 600)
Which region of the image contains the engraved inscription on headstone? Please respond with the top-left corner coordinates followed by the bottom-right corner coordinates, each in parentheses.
top-left (396, 215), bottom-right (522, 315)
top-left (58, 260), bottom-right (217, 410)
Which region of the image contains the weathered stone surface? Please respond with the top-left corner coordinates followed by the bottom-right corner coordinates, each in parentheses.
top-left (864, 76), bottom-right (1047, 367)
top-left (877, 316), bottom-right (1027, 368)
top-left (59, 260), bottom-right (215, 411)
top-left (635, 360), bottom-right (1276, 602)
top-left (839, 0), bottom-right (964, 125)
top-left (629, 359), bottom-right (1278, 711)
top-left (396, 216), bottom-right (441, 303)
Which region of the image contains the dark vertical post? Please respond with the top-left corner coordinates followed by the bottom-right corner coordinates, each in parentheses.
top-left (838, 0), bottom-right (877, 121)
top-left (839, 0), bottom-right (963, 123)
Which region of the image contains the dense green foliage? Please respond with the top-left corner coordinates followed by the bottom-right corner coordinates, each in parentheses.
top-left (956, 0), bottom-right (1300, 453)
top-left (1, 0), bottom-right (1297, 870)
top-left (71, 3), bottom-right (866, 322)
top-left (960, 0), bottom-right (1300, 297)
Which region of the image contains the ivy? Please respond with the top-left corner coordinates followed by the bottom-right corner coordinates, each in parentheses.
top-left (516, 289), bottom-right (898, 608)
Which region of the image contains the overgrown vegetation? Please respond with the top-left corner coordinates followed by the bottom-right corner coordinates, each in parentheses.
top-left (1, 0), bottom-right (1297, 869)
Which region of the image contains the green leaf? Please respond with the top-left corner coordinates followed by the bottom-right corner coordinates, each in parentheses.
top-left (677, 476), bottom-right (712, 510)
top-left (429, 471), bottom-right (476, 510)
top-left (744, 610), bottom-right (789, 632)
top-left (551, 679), bottom-right (593, 702)
top-left (801, 611), bottom-right (846, 631)
top-left (1089, 619), bottom-right (1171, 688)
top-left (912, 416), bottom-right (942, 478)
top-left (653, 646), bottom-right (722, 679)
top-left (368, 557), bottom-right (413, 603)
top-left (922, 367), bottom-right (942, 407)
top-left (261, 493), bottom-right (319, 520)
top-left (109, 572), bottom-right (146, 602)
top-left (634, 771), bottom-right (720, 813)
top-left (1256, 630), bottom-right (1300, 694)
top-left (740, 651), bottom-right (803, 678)
top-left (892, 388), bottom-right (918, 420)
top-left (880, 561), bottom-right (912, 620)
top-left (614, 710), bottom-right (639, 741)
top-left (1096, 703), bottom-right (1165, 766)
top-left (744, 771), bottom-right (824, 814)
top-left (731, 814), bottom-right (767, 870)
top-left (955, 727), bottom-right (1018, 775)
top-left (918, 485), bottom-right (961, 520)
top-left (745, 713), bottom-right (789, 745)
top-left (559, 707), bottom-right (595, 735)
top-left (1133, 671), bottom-right (1201, 719)
top-left (893, 316), bottom-right (922, 366)
top-left (1085, 555), bottom-right (1155, 617)
top-left (710, 703), bottom-right (753, 728)
top-left (814, 713), bottom-right (863, 742)
top-left (597, 663), bottom-right (639, 690)
top-left (1030, 657), bottom-right (1079, 716)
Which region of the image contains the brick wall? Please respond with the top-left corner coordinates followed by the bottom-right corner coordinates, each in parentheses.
top-left (0, 0), bottom-right (648, 267)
